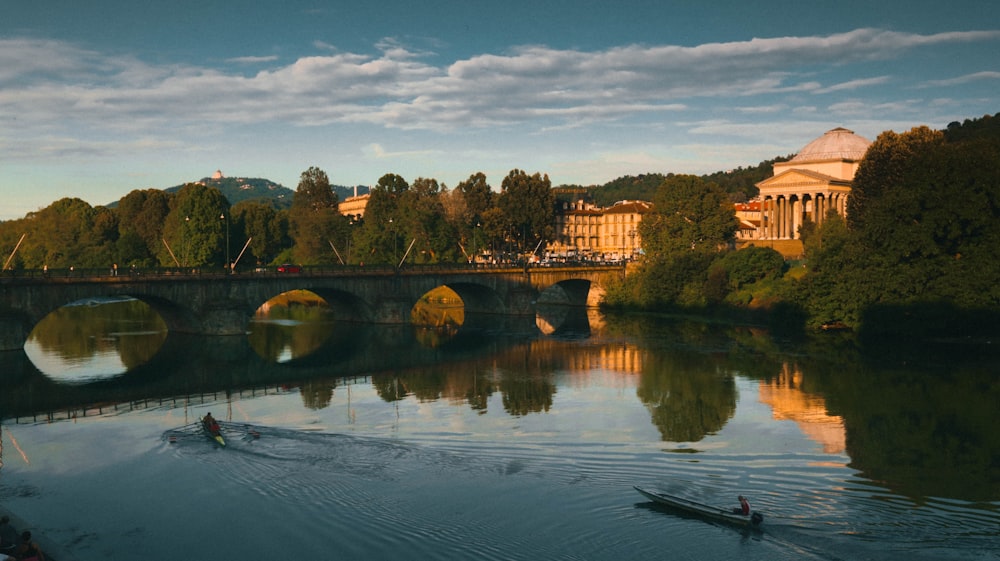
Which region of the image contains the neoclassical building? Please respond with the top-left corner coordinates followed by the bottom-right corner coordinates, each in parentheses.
top-left (755, 127), bottom-right (871, 240)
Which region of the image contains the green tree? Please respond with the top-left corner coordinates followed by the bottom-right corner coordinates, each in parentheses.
top-left (640, 175), bottom-right (737, 256)
top-left (398, 177), bottom-right (458, 264)
top-left (11, 198), bottom-right (115, 269)
top-left (232, 200), bottom-right (288, 267)
top-left (355, 173), bottom-right (409, 264)
top-left (496, 169), bottom-right (554, 256)
top-left (116, 189), bottom-right (171, 264)
top-left (288, 166), bottom-right (346, 265)
top-left (161, 184), bottom-right (229, 267)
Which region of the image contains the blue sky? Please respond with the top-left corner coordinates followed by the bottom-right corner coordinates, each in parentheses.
top-left (2, 0), bottom-right (998, 219)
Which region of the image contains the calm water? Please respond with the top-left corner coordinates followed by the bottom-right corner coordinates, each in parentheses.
top-left (1, 300), bottom-right (997, 561)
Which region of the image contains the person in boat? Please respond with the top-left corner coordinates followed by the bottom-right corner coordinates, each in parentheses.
top-left (203, 412), bottom-right (220, 434)
top-left (14, 531), bottom-right (44, 561)
top-left (732, 495), bottom-right (751, 515)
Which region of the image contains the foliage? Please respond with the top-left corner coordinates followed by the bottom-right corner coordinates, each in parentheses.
top-left (709, 246), bottom-right (786, 290)
top-left (699, 156), bottom-right (792, 202)
top-left (640, 175), bottom-right (737, 255)
top-left (588, 173), bottom-right (665, 206)
top-left (159, 183), bottom-right (230, 268)
top-left (496, 169), bottom-right (555, 256)
top-left (115, 189), bottom-right (171, 266)
top-left (288, 167), bottom-right (348, 265)
top-left (352, 173), bottom-right (411, 264)
top-left (231, 200), bottom-right (288, 267)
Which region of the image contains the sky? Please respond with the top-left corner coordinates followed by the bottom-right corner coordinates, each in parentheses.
top-left (2, 0), bottom-right (999, 220)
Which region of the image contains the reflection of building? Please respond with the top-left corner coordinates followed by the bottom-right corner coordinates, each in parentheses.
top-left (548, 200), bottom-right (651, 260)
top-left (755, 127), bottom-right (871, 243)
top-left (757, 364), bottom-right (846, 454)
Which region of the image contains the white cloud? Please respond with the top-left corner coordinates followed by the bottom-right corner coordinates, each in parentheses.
top-left (2, 28), bottom-right (997, 137)
top-left (919, 71), bottom-right (1000, 88)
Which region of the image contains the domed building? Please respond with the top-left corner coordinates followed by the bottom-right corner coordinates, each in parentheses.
top-left (755, 127), bottom-right (871, 243)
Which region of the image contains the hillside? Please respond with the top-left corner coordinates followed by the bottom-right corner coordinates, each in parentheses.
top-left (150, 173), bottom-right (369, 209)
top-left (167, 174), bottom-right (295, 209)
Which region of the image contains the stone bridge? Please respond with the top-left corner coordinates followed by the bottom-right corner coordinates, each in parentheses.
top-left (0, 265), bottom-right (623, 351)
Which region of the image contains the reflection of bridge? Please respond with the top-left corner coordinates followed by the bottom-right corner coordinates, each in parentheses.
top-left (0, 322), bottom-right (572, 422)
top-left (0, 265), bottom-right (623, 350)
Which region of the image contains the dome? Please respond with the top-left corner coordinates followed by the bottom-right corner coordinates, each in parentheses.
top-left (790, 127), bottom-right (871, 162)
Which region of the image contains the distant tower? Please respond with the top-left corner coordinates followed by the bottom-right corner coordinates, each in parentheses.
top-left (212, 170), bottom-right (224, 179)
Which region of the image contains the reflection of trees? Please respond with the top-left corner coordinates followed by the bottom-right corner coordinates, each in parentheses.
top-left (300, 378), bottom-right (337, 410)
top-left (499, 370), bottom-right (555, 416)
top-left (805, 349), bottom-right (1000, 501)
top-left (248, 303), bottom-right (335, 362)
top-left (637, 351), bottom-right (737, 442)
top-left (28, 300), bottom-right (167, 369)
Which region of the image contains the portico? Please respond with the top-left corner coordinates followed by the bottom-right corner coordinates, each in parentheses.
top-left (756, 127), bottom-right (871, 241)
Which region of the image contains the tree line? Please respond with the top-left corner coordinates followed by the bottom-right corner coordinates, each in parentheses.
top-left (0, 168), bottom-right (555, 270)
top-left (3, 114), bottom-right (997, 337)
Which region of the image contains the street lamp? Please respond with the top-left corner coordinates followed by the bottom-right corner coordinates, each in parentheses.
top-left (471, 221), bottom-right (480, 266)
top-left (184, 216), bottom-right (190, 269)
top-left (628, 228), bottom-right (637, 261)
top-left (220, 213), bottom-right (230, 272)
top-left (389, 218), bottom-right (397, 265)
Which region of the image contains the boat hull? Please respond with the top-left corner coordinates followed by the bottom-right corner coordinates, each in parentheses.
top-left (634, 486), bottom-right (762, 528)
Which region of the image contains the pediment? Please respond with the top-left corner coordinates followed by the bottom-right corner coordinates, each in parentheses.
top-left (756, 168), bottom-right (849, 193)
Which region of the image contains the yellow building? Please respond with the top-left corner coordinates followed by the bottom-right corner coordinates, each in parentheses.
top-left (548, 200), bottom-right (650, 260)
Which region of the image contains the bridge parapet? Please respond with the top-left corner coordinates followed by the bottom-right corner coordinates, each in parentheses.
top-left (0, 265), bottom-right (623, 350)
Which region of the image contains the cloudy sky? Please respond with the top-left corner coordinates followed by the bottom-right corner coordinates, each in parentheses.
top-left (2, 0), bottom-right (998, 220)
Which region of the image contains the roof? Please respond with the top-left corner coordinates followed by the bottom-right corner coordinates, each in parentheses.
top-left (789, 127), bottom-right (871, 163)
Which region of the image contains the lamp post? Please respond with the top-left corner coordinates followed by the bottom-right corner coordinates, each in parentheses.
top-left (389, 218), bottom-right (397, 265)
top-left (472, 222), bottom-right (480, 267)
top-left (628, 228), bottom-right (637, 261)
top-left (184, 216), bottom-right (190, 269)
top-left (220, 213), bottom-right (230, 272)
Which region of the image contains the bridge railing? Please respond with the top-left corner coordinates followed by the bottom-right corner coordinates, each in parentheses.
top-left (2, 260), bottom-right (624, 283)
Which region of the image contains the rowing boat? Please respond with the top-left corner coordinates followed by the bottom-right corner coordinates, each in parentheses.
top-left (633, 486), bottom-right (763, 528)
top-left (202, 417), bottom-right (226, 447)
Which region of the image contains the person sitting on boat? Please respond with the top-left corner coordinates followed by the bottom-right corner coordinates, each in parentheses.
top-left (732, 495), bottom-right (751, 515)
top-left (15, 531), bottom-right (44, 561)
top-left (203, 412), bottom-right (220, 434)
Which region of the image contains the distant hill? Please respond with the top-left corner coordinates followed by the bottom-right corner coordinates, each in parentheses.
top-left (577, 156), bottom-right (795, 206)
top-left (167, 175), bottom-right (295, 209)
top-left (107, 172), bottom-right (371, 210)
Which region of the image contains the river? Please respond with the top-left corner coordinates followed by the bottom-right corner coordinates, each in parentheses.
top-left (0, 299), bottom-right (997, 560)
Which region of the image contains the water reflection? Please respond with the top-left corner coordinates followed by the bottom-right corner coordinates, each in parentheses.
top-left (7, 303), bottom-right (998, 505)
top-left (23, 298), bottom-right (167, 383)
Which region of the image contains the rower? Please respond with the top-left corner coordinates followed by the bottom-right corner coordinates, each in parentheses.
top-left (732, 495), bottom-right (751, 515)
top-left (203, 412), bottom-right (220, 433)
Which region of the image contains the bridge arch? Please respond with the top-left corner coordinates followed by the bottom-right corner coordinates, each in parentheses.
top-left (0, 266), bottom-right (624, 350)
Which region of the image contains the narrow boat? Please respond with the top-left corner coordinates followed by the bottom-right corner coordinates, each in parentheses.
top-left (634, 486), bottom-right (763, 528)
top-left (201, 417), bottom-right (226, 447)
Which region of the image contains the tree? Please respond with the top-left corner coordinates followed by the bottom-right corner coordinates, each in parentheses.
top-left (457, 172), bottom-right (493, 223)
top-left (496, 169), bottom-right (554, 256)
top-left (355, 173), bottom-right (409, 264)
top-left (640, 174), bottom-right (737, 256)
top-left (288, 166), bottom-right (346, 265)
top-left (160, 184), bottom-right (229, 267)
top-left (232, 200), bottom-right (288, 267)
top-left (399, 177), bottom-right (457, 263)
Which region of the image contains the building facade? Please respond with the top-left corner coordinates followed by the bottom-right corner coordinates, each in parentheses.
top-left (755, 127), bottom-right (871, 240)
top-left (547, 200), bottom-right (650, 260)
